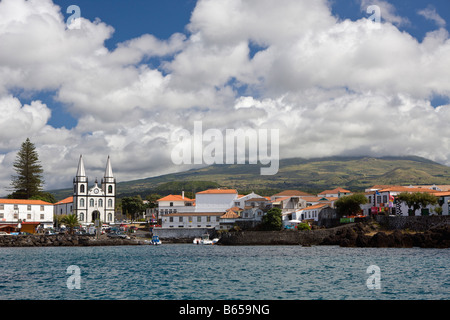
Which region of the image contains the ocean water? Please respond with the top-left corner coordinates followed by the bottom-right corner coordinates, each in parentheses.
top-left (0, 245), bottom-right (448, 300)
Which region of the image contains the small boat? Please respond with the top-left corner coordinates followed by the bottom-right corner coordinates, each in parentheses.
top-left (150, 235), bottom-right (162, 245)
top-left (193, 234), bottom-right (219, 245)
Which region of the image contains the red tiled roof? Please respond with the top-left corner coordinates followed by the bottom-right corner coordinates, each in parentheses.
top-left (157, 194), bottom-right (194, 202)
top-left (55, 196), bottom-right (73, 205)
top-left (0, 199), bottom-right (53, 205)
top-left (197, 189), bottom-right (238, 194)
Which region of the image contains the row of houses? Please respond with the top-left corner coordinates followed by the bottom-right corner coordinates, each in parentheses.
top-left (158, 188), bottom-right (347, 230)
top-left (158, 184), bottom-right (450, 230)
top-left (1, 183), bottom-right (449, 234)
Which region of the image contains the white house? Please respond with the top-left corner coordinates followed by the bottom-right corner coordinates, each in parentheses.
top-left (361, 186), bottom-right (444, 216)
top-left (0, 199), bottom-right (54, 231)
top-left (283, 203), bottom-right (329, 227)
top-left (317, 187), bottom-right (352, 198)
top-left (54, 196), bottom-right (73, 215)
top-left (157, 192), bottom-right (195, 216)
top-left (161, 212), bottom-right (223, 229)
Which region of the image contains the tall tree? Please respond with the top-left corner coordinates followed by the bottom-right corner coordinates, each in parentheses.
top-left (10, 138), bottom-right (44, 199)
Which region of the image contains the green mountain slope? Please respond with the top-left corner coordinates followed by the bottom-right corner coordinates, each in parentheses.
top-left (49, 155), bottom-right (450, 200)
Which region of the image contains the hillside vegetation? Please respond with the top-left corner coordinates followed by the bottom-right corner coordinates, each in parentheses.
top-left (50, 156), bottom-right (450, 200)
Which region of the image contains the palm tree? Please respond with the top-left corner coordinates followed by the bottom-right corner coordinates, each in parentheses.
top-left (62, 214), bottom-right (79, 235)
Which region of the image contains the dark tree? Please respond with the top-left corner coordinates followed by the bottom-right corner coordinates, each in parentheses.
top-left (335, 193), bottom-right (368, 217)
top-left (10, 138), bottom-right (44, 199)
top-left (261, 208), bottom-right (283, 231)
top-left (121, 195), bottom-right (145, 221)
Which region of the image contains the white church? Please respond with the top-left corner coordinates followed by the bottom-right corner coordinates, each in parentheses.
top-left (54, 155), bottom-right (116, 225)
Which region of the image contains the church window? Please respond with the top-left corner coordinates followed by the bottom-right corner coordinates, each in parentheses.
top-left (80, 199), bottom-right (85, 208)
top-left (80, 185), bottom-right (85, 193)
top-left (98, 199), bottom-right (103, 207)
top-left (108, 213), bottom-right (112, 221)
top-left (90, 199), bottom-right (94, 207)
top-left (108, 199), bottom-right (113, 208)
top-left (108, 185), bottom-right (113, 194)
top-left (80, 213), bottom-right (84, 221)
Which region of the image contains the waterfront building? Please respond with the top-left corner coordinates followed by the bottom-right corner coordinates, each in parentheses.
top-left (157, 192), bottom-right (195, 216)
top-left (0, 199), bottom-right (54, 232)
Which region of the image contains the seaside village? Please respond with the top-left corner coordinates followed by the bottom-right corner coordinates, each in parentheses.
top-left (1, 155), bottom-right (450, 236)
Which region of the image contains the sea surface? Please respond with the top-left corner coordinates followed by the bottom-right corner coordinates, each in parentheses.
top-left (0, 245), bottom-right (448, 300)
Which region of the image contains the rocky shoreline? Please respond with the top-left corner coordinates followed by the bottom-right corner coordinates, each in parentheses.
top-left (0, 234), bottom-right (146, 247)
top-left (218, 220), bottom-right (450, 248)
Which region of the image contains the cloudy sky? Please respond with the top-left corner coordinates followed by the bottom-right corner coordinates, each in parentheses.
top-left (0, 0), bottom-right (449, 195)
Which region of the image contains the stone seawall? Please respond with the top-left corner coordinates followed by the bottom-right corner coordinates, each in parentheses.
top-left (219, 224), bottom-right (352, 246)
top-left (218, 218), bottom-right (450, 248)
top-left (374, 215), bottom-right (449, 231)
top-left (0, 234), bottom-right (143, 247)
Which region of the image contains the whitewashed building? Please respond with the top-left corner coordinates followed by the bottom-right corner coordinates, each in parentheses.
top-left (54, 196), bottom-right (73, 215)
top-left (0, 199), bottom-right (54, 230)
top-left (157, 192), bottom-right (195, 216)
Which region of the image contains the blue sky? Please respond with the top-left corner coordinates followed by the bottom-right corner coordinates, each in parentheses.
top-left (1, 0), bottom-right (450, 192)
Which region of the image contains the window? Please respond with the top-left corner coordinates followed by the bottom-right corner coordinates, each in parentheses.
top-left (90, 199), bottom-right (94, 207)
top-left (383, 195), bottom-right (387, 203)
top-left (40, 205), bottom-right (44, 211)
top-left (80, 213), bottom-right (84, 221)
top-left (27, 205), bottom-right (31, 211)
top-left (0, 204), bottom-right (3, 210)
top-left (377, 196), bottom-right (381, 203)
top-left (216, 216), bottom-right (220, 222)
top-left (169, 217), bottom-right (174, 222)
top-left (108, 185), bottom-right (113, 194)
top-left (14, 205), bottom-right (18, 210)
top-left (179, 217), bottom-right (183, 222)
top-left (40, 214), bottom-right (44, 220)
top-left (108, 213), bottom-right (112, 221)
top-left (27, 214), bottom-right (31, 220)
top-left (98, 199), bottom-right (103, 207)
top-left (80, 184), bottom-right (85, 193)
top-left (80, 199), bottom-right (85, 208)
top-left (0, 213), bottom-right (3, 219)
top-left (197, 216), bottom-right (201, 222)
top-left (206, 216), bottom-right (211, 222)
top-left (108, 199), bottom-right (113, 208)
top-left (170, 202), bottom-right (173, 207)
top-left (13, 213), bottom-right (18, 219)
top-left (189, 216), bottom-right (192, 223)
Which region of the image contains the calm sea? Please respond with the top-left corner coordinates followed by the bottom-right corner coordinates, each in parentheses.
top-left (0, 245), bottom-right (448, 300)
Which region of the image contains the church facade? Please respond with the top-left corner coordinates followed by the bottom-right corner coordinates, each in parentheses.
top-left (72, 155), bottom-right (116, 224)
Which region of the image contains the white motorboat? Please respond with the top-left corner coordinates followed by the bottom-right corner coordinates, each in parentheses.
top-left (193, 234), bottom-right (218, 245)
